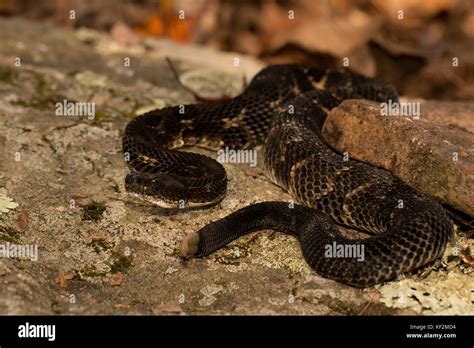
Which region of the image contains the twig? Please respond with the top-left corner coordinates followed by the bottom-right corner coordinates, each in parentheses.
top-left (165, 57), bottom-right (207, 102)
top-left (358, 300), bottom-right (373, 315)
top-left (165, 56), bottom-right (233, 102)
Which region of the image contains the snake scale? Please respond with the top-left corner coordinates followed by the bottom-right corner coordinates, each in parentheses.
top-left (123, 64), bottom-right (454, 287)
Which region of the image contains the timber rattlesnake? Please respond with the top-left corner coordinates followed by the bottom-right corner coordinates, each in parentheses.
top-left (123, 64), bottom-right (454, 287)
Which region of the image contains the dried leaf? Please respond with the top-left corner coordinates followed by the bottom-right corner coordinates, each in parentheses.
top-left (18, 210), bottom-right (28, 230)
top-left (110, 272), bottom-right (124, 286)
top-left (460, 247), bottom-right (473, 266)
top-left (56, 274), bottom-right (74, 288)
top-left (458, 149), bottom-right (470, 159)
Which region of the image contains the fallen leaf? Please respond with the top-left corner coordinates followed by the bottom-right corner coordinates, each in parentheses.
top-left (55, 206), bottom-right (65, 213)
top-left (460, 247), bottom-right (473, 266)
top-left (110, 272), bottom-right (124, 286)
top-left (458, 149), bottom-right (470, 159)
top-left (18, 210), bottom-right (28, 230)
top-left (56, 274), bottom-right (74, 288)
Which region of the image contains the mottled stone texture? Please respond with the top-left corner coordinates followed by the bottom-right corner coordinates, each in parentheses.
top-left (0, 18), bottom-right (471, 315)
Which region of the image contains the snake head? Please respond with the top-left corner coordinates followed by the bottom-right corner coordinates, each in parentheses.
top-left (125, 171), bottom-right (226, 209)
top-left (125, 172), bottom-right (187, 207)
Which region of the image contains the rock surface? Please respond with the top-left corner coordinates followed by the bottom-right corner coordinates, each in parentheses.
top-left (0, 18), bottom-right (472, 315)
top-left (323, 99), bottom-right (474, 216)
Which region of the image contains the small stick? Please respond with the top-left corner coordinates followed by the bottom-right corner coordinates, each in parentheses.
top-left (165, 56), bottom-right (234, 102)
top-left (358, 300), bottom-right (373, 315)
top-left (165, 57), bottom-right (207, 102)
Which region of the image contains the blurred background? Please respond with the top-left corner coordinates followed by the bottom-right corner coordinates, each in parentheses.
top-left (0, 0), bottom-right (473, 100)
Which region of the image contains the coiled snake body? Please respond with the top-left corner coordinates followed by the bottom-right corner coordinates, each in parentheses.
top-left (123, 64), bottom-right (454, 287)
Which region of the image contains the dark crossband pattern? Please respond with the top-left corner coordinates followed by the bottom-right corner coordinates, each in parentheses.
top-left (123, 64), bottom-right (454, 287)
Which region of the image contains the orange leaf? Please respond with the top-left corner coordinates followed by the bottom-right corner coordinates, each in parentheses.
top-left (18, 210), bottom-right (28, 230)
top-left (56, 274), bottom-right (74, 288)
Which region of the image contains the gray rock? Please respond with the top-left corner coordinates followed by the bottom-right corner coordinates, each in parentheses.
top-left (0, 17), bottom-right (470, 315)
